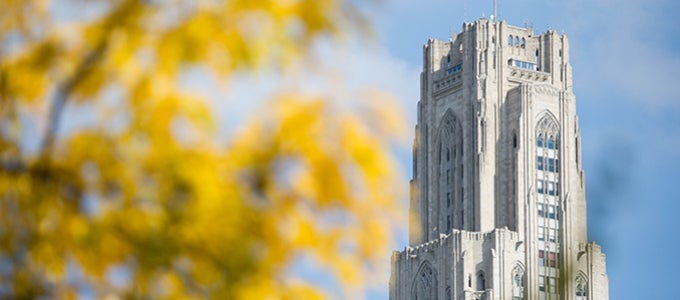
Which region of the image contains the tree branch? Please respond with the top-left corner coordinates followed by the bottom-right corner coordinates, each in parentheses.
top-left (38, 40), bottom-right (108, 157)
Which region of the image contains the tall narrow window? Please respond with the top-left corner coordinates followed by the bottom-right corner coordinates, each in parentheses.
top-left (477, 272), bottom-right (486, 291)
top-left (576, 276), bottom-right (589, 300)
top-left (512, 267), bottom-right (525, 300)
top-left (536, 115), bottom-right (561, 297)
top-left (576, 137), bottom-right (580, 164)
top-left (437, 109), bottom-right (462, 233)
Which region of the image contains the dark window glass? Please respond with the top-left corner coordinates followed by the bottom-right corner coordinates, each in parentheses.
top-left (537, 156), bottom-right (543, 170)
top-left (537, 135), bottom-right (543, 147)
top-left (548, 158), bottom-right (555, 172)
top-left (477, 273), bottom-right (486, 291)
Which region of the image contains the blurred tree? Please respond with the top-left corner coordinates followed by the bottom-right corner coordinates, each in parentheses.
top-left (0, 0), bottom-right (404, 298)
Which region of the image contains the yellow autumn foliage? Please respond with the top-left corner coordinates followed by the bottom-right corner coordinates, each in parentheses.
top-left (0, 0), bottom-right (404, 298)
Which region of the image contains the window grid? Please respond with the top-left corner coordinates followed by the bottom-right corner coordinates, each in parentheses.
top-left (536, 118), bottom-right (561, 299)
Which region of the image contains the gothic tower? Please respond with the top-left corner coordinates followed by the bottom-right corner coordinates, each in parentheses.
top-left (389, 19), bottom-right (609, 300)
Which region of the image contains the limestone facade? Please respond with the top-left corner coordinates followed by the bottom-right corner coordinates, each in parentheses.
top-left (390, 19), bottom-right (609, 300)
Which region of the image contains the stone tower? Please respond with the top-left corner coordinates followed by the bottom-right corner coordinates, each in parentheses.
top-left (389, 19), bottom-right (608, 300)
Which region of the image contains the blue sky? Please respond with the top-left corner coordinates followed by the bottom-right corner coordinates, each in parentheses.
top-left (337, 0), bottom-right (680, 299)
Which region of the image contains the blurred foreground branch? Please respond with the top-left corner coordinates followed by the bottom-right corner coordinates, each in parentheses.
top-left (0, 0), bottom-right (404, 298)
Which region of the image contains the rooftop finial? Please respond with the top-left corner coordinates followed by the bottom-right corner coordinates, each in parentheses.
top-left (493, 0), bottom-right (497, 22)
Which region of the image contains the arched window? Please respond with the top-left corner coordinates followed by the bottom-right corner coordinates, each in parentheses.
top-left (513, 273), bottom-right (525, 299)
top-left (412, 262), bottom-right (437, 300)
top-left (515, 36), bottom-right (520, 47)
top-left (437, 110), bottom-right (462, 233)
top-left (536, 114), bottom-right (561, 298)
top-left (477, 272), bottom-right (486, 291)
top-left (575, 275), bottom-right (588, 300)
top-left (521, 37), bottom-right (526, 48)
top-left (508, 35), bottom-right (513, 46)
